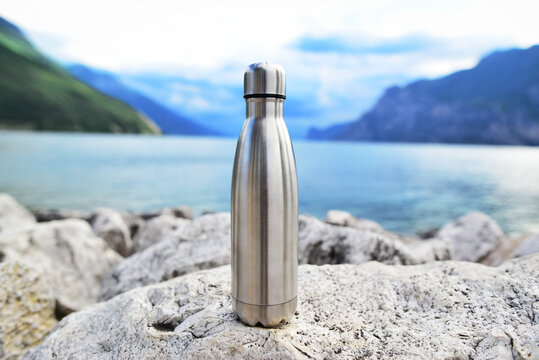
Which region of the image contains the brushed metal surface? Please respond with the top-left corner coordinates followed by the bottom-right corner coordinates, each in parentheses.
top-left (232, 63), bottom-right (298, 327)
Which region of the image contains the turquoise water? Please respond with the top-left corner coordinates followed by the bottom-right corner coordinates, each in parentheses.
top-left (1, 131), bottom-right (538, 234)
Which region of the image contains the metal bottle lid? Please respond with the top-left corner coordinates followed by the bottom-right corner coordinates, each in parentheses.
top-left (244, 62), bottom-right (286, 99)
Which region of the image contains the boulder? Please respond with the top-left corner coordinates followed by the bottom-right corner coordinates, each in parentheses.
top-left (90, 208), bottom-right (132, 257)
top-left (437, 212), bottom-right (505, 262)
top-left (26, 255), bottom-right (539, 359)
top-left (299, 215), bottom-right (450, 265)
top-left (0, 193), bottom-right (35, 233)
top-left (0, 261), bottom-right (57, 360)
top-left (131, 215), bottom-right (191, 254)
top-left (0, 219), bottom-right (122, 313)
top-left (100, 213), bottom-right (230, 300)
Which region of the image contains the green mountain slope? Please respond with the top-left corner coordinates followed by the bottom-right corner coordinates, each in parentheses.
top-left (0, 17), bottom-right (159, 134)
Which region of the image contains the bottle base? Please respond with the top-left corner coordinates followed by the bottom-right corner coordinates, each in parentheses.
top-left (232, 297), bottom-right (297, 327)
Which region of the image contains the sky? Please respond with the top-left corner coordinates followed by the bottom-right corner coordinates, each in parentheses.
top-left (2, 0), bottom-right (538, 137)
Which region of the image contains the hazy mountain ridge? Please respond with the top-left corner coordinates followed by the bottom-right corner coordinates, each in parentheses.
top-left (0, 16), bottom-right (159, 134)
top-left (308, 45), bottom-right (539, 145)
top-left (69, 65), bottom-right (219, 136)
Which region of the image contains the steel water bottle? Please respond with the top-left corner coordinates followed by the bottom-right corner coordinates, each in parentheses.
top-left (231, 62), bottom-right (298, 327)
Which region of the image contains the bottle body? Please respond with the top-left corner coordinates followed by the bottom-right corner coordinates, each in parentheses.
top-left (231, 97), bottom-right (298, 327)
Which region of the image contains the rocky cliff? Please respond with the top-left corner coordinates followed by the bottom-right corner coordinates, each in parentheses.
top-left (309, 45), bottom-right (539, 145)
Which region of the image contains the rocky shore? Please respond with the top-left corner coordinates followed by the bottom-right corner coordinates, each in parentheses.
top-left (0, 193), bottom-right (537, 359)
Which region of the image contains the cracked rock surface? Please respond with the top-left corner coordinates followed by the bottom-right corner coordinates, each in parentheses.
top-left (27, 254), bottom-right (538, 360)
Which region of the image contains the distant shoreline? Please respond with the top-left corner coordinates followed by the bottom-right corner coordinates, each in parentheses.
top-left (4, 129), bottom-right (539, 147)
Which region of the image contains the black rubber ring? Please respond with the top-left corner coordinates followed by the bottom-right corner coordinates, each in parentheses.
top-left (244, 93), bottom-right (286, 99)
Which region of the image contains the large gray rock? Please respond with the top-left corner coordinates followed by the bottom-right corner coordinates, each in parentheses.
top-left (0, 261), bottom-right (57, 360)
top-left (0, 193), bottom-right (35, 233)
top-left (438, 212), bottom-right (505, 262)
top-left (299, 215), bottom-right (450, 265)
top-left (100, 213), bottom-right (230, 300)
top-left (90, 208), bottom-right (133, 257)
top-left (0, 219), bottom-right (122, 313)
top-left (131, 215), bottom-right (191, 254)
top-left (26, 255), bottom-right (539, 360)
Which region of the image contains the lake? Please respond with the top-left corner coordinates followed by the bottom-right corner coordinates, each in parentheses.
top-left (1, 131), bottom-right (538, 235)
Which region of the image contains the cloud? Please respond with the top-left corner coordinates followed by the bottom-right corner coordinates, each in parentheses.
top-left (188, 96), bottom-right (210, 110)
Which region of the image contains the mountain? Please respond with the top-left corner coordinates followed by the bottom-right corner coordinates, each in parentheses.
top-left (306, 122), bottom-right (352, 140)
top-left (69, 65), bottom-right (219, 136)
top-left (0, 16), bottom-right (159, 134)
top-left (308, 45), bottom-right (539, 145)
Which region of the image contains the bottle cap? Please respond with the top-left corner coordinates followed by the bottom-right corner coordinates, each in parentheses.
top-left (244, 62), bottom-right (286, 99)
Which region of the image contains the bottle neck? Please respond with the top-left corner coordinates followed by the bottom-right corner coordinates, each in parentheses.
top-left (245, 98), bottom-right (284, 119)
